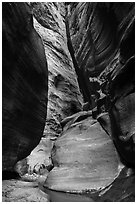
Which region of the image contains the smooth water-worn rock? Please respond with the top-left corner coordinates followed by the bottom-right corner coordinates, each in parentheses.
top-left (45, 112), bottom-right (122, 192)
top-left (42, 166), bottom-right (134, 202)
top-left (2, 2), bottom-right (48, 171)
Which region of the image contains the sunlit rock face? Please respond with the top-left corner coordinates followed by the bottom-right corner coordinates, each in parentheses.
top-left (31, 2), bottom-right (83, 140)
top-left (45, 112), bottom-right (122, 192)
top-left (2, 2), bottom-right (48, 171)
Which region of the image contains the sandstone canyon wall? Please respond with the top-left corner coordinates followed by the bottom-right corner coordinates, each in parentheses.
top-left (2, 2), bottom-right (135, 202)
top-left (31, 2), bottom-right (83, 139)
top-left (2, 2), bottom-right (48, 171)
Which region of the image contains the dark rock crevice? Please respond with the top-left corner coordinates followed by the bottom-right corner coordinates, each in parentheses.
top-left (65, 5), bottom-right (93, 106)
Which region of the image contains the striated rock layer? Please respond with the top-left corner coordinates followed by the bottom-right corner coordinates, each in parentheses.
top-left (2, 2), bottom-right (48, 171)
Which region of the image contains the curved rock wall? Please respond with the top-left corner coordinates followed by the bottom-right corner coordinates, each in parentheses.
top-left (2, 2), bottom-right (48, 171)
top-left (3, 2), bottom-right (135, 202)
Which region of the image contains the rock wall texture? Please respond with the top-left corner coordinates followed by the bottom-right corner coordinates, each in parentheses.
top-left (2, 2), bottom-right (135, 202)
top-left (16, 2), bottom-right (134, 176)
top-left (2, 2), bottom-right (48, 171)
top-left (31, 2), bottom-right (83, 139)
top-left (67, 2), bottom-right (134, 106)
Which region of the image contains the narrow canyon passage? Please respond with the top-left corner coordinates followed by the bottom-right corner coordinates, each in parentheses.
top-left (2, 2), bottom-right (135, 202)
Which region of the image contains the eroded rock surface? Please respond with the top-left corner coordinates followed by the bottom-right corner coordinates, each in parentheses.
top-left (2, 2), bottom-right (135, 202)
top-left (31, 2), bottom-right (83, 139)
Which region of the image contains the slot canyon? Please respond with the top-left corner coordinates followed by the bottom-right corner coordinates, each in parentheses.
top-left (2, 2), bottom-right (135, 202)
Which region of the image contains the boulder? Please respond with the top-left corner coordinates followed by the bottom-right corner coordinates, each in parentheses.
top-left (45, 112), bottom-right (122, 192)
